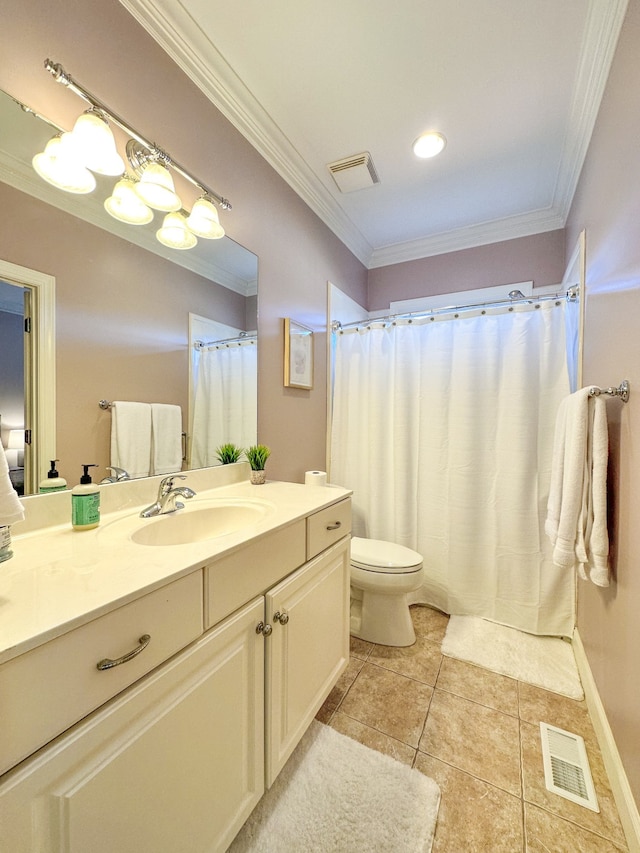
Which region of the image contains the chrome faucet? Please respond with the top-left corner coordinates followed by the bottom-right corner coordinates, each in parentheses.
top-left (139, 475), bottom-right (196, 518)
top-left (100, 466), bottom-right (130, 484)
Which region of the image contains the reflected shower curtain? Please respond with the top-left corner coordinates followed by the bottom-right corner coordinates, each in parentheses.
top-left (330, 301), bottom-right (575, 636)
top-left (191, 341), bottom-right (257, 468)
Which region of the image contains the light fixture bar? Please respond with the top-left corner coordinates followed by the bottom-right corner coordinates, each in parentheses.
top-left (43, 59), bottom-right (232, 211)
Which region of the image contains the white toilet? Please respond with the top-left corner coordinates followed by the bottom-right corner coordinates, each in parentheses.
top-left (349, 536), bottom-right (425, 647)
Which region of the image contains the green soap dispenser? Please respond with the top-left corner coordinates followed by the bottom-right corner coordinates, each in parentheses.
top-left (71, 464), bottom-right (100, 530)
top-left (39, 460), bottom-right (68, 493)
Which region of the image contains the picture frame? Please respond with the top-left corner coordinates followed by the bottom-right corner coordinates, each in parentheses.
top-left (283, 318), bottom-right (314, 389)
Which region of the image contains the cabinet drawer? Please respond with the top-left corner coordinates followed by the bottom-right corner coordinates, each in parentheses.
top-left (0, 571), bottom-right (202, 776)
top-left (205, 520), bottom-right (305, 628)
top-left (306, 498), bottom-right (351, 560)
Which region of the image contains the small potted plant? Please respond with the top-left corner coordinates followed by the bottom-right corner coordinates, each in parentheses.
top-left (214, 443), bottom-right (243, 465)
top-left (245, 444), bottom-right (271, 485)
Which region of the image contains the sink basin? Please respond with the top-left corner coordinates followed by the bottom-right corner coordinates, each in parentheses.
top-left (103, 499), bottom-right (274, 547)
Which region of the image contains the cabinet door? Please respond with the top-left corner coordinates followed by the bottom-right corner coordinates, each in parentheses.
top-left (0, 597), bottom-right (265, 853)
top-left (265, 537), bottom-right (350, 786)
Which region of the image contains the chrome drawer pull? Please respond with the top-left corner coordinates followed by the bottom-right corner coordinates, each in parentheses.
top-left (96, 634), bottom-right (151, 671)
top-left (326, 521), bottom-right (342, 530)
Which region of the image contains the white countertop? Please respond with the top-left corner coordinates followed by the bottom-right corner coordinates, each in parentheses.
top-left (0, 471), bottom-right (350, 665)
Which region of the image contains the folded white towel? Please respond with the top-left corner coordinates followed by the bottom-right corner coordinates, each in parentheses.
top-left (151, 403), bottom-right (183, 476)
top-left (0, 444), bottom-right (25, 526)
top-left (545, 388), bottom-right (610, 586)
top-left (110, 401), bottom-right (152, 480)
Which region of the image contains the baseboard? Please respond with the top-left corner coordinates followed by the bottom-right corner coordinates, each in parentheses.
top-left (573, 628), bottom-right (640, 853)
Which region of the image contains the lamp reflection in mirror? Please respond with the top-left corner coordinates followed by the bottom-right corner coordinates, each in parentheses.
top-left (69, 110), bottom-right (125, 176)
top-left (157, 211), bottom-right (198, 250)
top-left (32, 134), bottom-right (96, 194)
top-left (104, 177), bottom-right (154, 225)
top-left (187, 196), bottom-right (225, 239)
top-left (7, 429), bottom-right (25, 469)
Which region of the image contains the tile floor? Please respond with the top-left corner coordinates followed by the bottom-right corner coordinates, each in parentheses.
top-left (316, 605), bottom-right (629, 852)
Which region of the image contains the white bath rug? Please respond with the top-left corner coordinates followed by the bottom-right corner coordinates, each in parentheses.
top-left (442, 616), bottom-right (584, 700)
top-left (229, 720), bottom-right (441, 852)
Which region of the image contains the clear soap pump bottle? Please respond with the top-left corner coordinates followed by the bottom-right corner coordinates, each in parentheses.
top-left (71, 464), bottom-right (100, 530)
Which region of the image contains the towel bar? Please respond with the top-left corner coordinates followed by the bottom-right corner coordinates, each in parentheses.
top-left (588, 380), bottom-right (630, 403)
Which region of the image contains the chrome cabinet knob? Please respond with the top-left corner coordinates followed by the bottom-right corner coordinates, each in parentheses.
top-left (273, 610), bottom-right (289, 625)
top-left (256, 621), bottom-right (272, 636)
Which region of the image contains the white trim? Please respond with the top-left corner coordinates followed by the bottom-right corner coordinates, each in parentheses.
top-left (573, 628), bottom-right (640, 853)
top-left (0, 260), bottom-right (56, 490)
top-left (119, 0), bottom-right (627, 269)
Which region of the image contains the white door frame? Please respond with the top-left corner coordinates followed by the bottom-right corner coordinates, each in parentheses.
top-left (0, 259), bottom-right (55, 492)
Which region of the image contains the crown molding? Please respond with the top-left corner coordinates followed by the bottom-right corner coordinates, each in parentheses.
top-left (120, 0), bottom-right (627, 269)
top-left (368, 208), bottom-right (566, 269)
top-left (119, 0), bottom-right (374, 266)
top-left (550, 0), bottom-right (629, 221)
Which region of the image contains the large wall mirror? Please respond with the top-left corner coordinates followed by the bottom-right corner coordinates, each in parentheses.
top-left (0, 88), bottom-right (258, 496)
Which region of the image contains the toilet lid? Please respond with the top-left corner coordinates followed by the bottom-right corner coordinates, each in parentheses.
top-left (350, 537), bottom-right (423, 573)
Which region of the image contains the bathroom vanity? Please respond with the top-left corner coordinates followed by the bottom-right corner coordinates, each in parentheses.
top-left (0, 466), bottom-right (351, 852)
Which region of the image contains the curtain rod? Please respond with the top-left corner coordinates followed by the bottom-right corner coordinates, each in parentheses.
top-left (331, 288), bottom-right (578, 332)
top-left (195, 332), bottom-right (257, 348)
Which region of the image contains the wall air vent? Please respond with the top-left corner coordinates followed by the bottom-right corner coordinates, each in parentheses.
top-left (327, 152), bottom-right (380, 193)
top-left (540, 723), bottom-right (599, 812)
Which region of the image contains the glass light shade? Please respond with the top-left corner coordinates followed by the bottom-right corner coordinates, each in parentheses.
top-left (70, 111), bottom-right (125, 176)
top-left (156, 212), bottom-right (197, 250)
top-left (186, 197), bottom-right (225, 239)
top-left (32, 134), bottom-right (96, 194)
top-left (104, 178), bottom-right (154, 224)
top-left (134, 161), bottom-right (182, 211)
top-left (413, 131), bottom-right (447, 159)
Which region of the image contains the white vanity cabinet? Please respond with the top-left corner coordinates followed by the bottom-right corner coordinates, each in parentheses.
top-left (266, 537), bottom-right (350, 785)
top-left (0, 493), bottom-right (351, 853)
top-left (0, 596), bottom-right (265, 853)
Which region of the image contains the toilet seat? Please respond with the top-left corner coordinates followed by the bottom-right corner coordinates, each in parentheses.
top-left (351, 537), bottom-right (422, 574)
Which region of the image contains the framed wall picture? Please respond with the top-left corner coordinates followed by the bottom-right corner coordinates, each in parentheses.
top-left (284, 318), bottom-right (314, 389)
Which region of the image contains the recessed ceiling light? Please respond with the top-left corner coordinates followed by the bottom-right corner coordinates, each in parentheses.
top-left (413, 131), bottom-right (446, 159)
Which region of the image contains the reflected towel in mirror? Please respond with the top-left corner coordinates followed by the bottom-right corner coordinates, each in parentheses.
top-left (110, 401), bottom-right (152, 480)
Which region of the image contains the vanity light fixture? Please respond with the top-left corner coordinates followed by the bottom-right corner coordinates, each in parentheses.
top-left (125, 140), bottom-right (182, 212)
top-left (156, 211), bottom-right (198, 250)
top-left (32, 133), bottom-right (97, 194)
top-left (413, 131), bottom-right (447, 159)
top-left (68, 109), bottom-right (125, 176)
top-left (186, 195), bottom-right (225, 239)
top-left (34, 59), bottom-right (232, 250)
top-left (104, 176), bottom-right (154, 225)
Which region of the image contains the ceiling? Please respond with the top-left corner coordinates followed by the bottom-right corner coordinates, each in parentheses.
top-left (121, 0), bottom-right (628, 269)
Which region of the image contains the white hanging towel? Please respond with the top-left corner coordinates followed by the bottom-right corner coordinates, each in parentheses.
top-left (545, 388), bottom-right (610, 586)
top-left (0, 444), bottom-right (25, 526)
top-left (151, 403), bottom-right (183, 475)
top-left (110, 401), bottom-right (152, 479)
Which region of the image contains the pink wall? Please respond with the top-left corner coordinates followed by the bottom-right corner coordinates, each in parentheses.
top-left (368, 230), bottom-right (566, 310)
top-left (565, 0), bottom-right (640, 805)
top-left (0, 0), bottom-right (367, 485)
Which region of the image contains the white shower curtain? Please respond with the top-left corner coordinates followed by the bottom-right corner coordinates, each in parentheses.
top-left (330, 300), bottom-right (575, 636)
top-left (191, 341), bottom-right (257, 468)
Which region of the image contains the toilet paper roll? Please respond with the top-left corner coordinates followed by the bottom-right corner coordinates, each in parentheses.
top-left (304, 470), bottom-right (327, 487)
